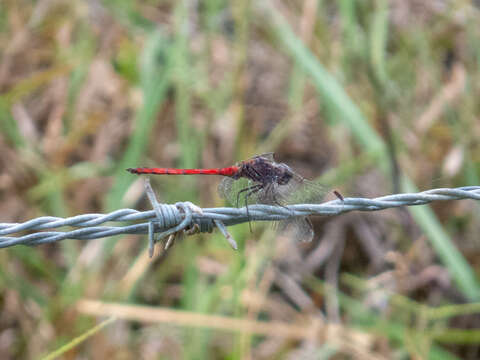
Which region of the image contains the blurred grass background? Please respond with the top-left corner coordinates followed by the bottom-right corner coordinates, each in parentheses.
top-left (1, 0), bottom-right (480, 359)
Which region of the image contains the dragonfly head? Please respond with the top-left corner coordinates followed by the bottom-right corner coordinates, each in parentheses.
top-left (276, 163), bottom-right (294, 185)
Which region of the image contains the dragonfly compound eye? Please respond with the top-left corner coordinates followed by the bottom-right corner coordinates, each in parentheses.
top-left (276, 164), bottom-right (293, 185)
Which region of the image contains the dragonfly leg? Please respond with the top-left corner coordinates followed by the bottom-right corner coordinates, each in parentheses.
top-left (243, 185), bottom-right (263, 233)
top-left (235, 184), bottom-right (262, 208)
top-left (263, 183), bottom-right (288, 209)
top-left (235, 184), bottom-right (263, 232)
top-left (233, 184), bottom-right (263, 232)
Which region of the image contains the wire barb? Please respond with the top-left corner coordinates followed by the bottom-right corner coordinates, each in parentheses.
top-left (0, 186), bottom-right (479, 250)
top-left (143, 178), bottom-right (235, 254)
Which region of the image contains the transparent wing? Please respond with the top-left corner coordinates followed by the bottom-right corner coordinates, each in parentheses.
top-left (218, 177), bottom-right (264, 207)
top-left (219, 175), bottom-right (317, 242)
top-left (218, 177), bottom-right (236, 205)
top-left (278, 217), bottom-right (315, 242)
top-left (252, 152), bottom-right (276, 162)
top-left (219, 174), bottom-right (327, 207)
top-left (276, 175), bottom-right (328, 205)
top-left (273, 175), bottom-right (324, 243)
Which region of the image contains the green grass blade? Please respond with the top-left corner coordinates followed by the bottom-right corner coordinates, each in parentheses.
top-left (369, 0), bottom-right (389, 86)
top-left (106, 30), bottom-right (173, 212)
top-left (402, 177), bottom-right (480, 300)
top-left (41, 317), bottom-right (116, 360)
top-left (264, 2), bottom-right (385, 156)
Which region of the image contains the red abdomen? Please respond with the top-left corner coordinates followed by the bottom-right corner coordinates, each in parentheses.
top-left (126, 166), bottom-right (239, 177)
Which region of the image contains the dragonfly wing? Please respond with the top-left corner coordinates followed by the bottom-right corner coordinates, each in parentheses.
top-left (278, 217), bottom-right (315, 242)
top-left (218, 177), bottom-right (262, 207)
top-left (252, 152), bottom-right (276, 162)
top-left (218, 177), bottom-right (235, 204)
top-left (254, 181), bottom-right (288, 206)
top-left (280, 175), bottom-right (328, 205)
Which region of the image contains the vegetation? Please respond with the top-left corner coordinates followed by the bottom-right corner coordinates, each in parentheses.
top-left (0, 0), bottom-right (479, 359)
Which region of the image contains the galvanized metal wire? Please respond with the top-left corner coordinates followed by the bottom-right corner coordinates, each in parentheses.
top-left (1, 186), bottom-right (479, 252)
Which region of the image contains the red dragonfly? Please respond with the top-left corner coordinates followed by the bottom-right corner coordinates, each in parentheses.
top-left (127, 153), bottom-right (330, 242)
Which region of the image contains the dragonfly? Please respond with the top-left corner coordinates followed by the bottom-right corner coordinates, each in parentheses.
top-left (127, 153), bottom-right (335, 242)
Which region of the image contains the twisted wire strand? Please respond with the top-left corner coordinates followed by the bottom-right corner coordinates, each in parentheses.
top-left (0, 186), bottom-right (479, 249)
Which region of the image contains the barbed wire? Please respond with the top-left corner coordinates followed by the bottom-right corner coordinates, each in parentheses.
top-left (1, 185), bottom-right (479, 254)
